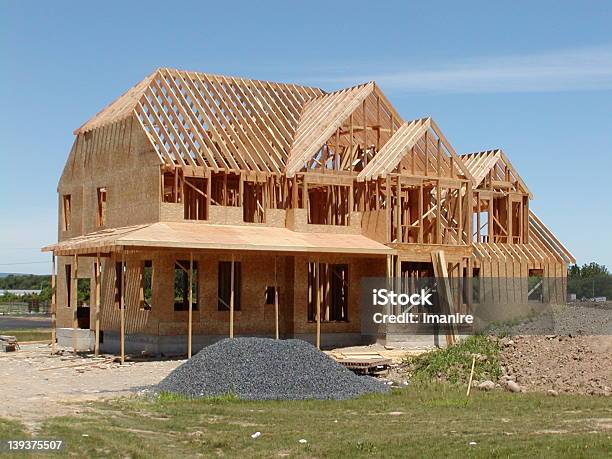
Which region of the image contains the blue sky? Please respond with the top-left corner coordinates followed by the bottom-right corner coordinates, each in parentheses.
top-left (0, 1), bottom-right (610, 274)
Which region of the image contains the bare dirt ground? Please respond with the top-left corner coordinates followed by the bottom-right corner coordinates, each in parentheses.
top-left (0, 344), bottom-right (182, 425)
top-left (499, 334), bottom-right (611, 395)
top-left (1, 303), bottom-right (608, 428)
top-left (496, 302), bottom-right (611, 395)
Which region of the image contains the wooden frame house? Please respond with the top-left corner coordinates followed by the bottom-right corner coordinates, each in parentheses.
top-left (43, 68), bottom-right (574, 358)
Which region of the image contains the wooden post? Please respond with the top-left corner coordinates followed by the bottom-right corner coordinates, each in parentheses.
top-left (315, 260), bottom-right (321, 349)
top-left (274, 256), bottom-right (279, 340)
top-left (229, 254), bottom-right (234, 338)
top-left (395, 176), bottom-right (401, 243)
top-left (72, 254), bottom-right (78, 355)
top-left (386, 254), bottom-right (392, 316)
top-left (476, 192), bottom-right (481, 242)
top-left (467, 256), bottom-right (473, 314)
top-left (292, 176), bottom-right (298, 208)
top-left (188, 252), bottom-right (193, 358)
top-left (431, 250), bottom-right (457, 346)
top-left (120, 250), bottom-right (125, 365)
top-left (206, 171), bottom-right (212, 218)
top-left (94, 252), bottom-right (101, 356)
top-left (51, 254), bottom-right (56, 355)
top-left (418, 181), bottom-right (424, 243)
top-left (436, 181), bottom-right (442, 244)
top-left (385, 176), bottom-right (392, 242)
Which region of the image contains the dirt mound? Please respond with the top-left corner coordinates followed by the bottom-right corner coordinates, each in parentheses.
top-left (498, 335), bottom-right (611, 395)
top-left (156, 338), bottom-right (390, 400)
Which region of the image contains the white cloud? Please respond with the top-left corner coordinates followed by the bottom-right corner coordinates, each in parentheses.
top-left (313, 45), bottom-right (612, 93)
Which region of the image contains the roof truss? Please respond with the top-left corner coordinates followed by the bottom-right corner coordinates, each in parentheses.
top-left (357, 117), bottom-right (474, 182)
top-left (461, 149), bottom-right (532, 198)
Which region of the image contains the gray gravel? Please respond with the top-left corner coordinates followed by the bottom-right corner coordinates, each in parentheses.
top-left (504, 303), bottom-right (611, 336)
top-left (156, 338), bottom-right (390, 400)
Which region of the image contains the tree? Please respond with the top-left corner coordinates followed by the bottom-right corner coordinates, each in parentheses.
top-left (568, 262), bottom-right (611, 299)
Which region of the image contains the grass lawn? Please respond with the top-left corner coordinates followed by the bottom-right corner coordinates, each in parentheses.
top-left (1, 385), bottom-right (610, 458)
top-left (0, 329), bottom-right (51, 342)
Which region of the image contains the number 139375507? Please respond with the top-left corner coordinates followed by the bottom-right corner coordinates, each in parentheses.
top-left (2, 440), bottom-right (64, 452)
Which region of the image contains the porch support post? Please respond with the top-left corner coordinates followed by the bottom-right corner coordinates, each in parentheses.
top-left (188, 252), bottom-right (193, 358)
top-left (274, 256), bottom-right (279, 340)
top-left (51, 253), bottom-right (56, 355)
top-left (120, 249), bottom-right (125, 365)
top-left (94, 251), bottom-right (101, 356)
top-left (315, 260), bottom-right (321, 349)
top-left (72, 254), bottom-right (78, 355)
top-left (386, 254), bottom-right (392, 315)
top-left (229, 253), bottom-right (235, 338)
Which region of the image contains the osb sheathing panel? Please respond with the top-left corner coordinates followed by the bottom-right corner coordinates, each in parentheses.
top-left (96, 251), bottom-right (294, 336)
top-left (160, 203), bottom-right (185, 222)
top-left (285, 209), bottom-right (362, 234)
top-left (207, 206), bottom-right (286, 228)
top-left (361, 210), bottom-right (388, 243)
top-left (476, 257), bottom-right (567, 304)
top-left (56, 250), bottom-right (385, 337)
top-left (57, 115), bottom-right (160, 242)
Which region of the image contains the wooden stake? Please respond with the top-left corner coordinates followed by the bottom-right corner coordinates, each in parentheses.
top-left (229, 254), bottom-right (234, 338)
top-left (188, 252), bottom-right (193, 358)
top-left (51, 254), bottom-right (56, 355)
top-left (274, 256), bottom-right (279, 340)
top-left (466, 355), bottom-right (476, 396)
top-left (120, 250), bottom-right (125, 365)
top-left (94, 252), bottom-right (101, 356)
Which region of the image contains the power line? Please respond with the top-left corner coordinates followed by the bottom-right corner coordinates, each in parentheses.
top-left (0, 261), bottom-right (50, 266)
top-left (0, 248), bottom-right (44, 250)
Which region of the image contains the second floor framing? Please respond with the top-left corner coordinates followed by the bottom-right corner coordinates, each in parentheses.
top-left (56, 68), bottom-right (564, 258)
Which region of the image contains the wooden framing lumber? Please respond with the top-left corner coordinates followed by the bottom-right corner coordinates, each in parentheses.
top-left (230, 254), bottom-right (235, 339)
top-left (120, 250), bottom-right (125, 365)
top-left (188, 252), bottom-right (193, 358)
top-left (94, 252), bottom-right (101, 356)
top-left (51, 254), bottom-right (56, 354)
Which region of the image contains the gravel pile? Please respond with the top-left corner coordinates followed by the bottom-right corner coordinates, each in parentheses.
top-left (157, 338), bottom-right (390, 400)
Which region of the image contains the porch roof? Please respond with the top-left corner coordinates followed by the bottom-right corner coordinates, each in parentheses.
top-left (42, 222), bottom-right (394, 256)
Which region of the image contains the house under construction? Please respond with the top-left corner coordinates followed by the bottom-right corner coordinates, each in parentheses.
top-left (43, 68), bottom-right (574, 359)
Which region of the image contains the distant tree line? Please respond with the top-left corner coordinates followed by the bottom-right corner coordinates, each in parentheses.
top-left (0, 274), bottom-right (51, 302)
top-left (0, 274), bottom-right (92, 304)
top-left (567, 262), bottom-right (611, 299)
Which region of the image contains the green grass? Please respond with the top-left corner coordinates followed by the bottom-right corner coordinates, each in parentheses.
top-left (1, 386), bottom-right (610, 458)
top-left (404, 335), bottom-right (502, 384)
top-left (0, 329), bottom-right (51, 342)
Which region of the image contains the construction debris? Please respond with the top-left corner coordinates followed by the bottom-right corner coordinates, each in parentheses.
top-left (156, 338), bottom-right (390, 400)
top-left (329, 350), bottom-right (392, 375)
top-left (0, 335), bottom-right (18, 352)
